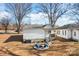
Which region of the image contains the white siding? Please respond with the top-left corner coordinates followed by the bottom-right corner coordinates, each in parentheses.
top-left (54, 29), bottom-right (79, 41)
top-left (23, 28), bottom-right (46, 41)
top-left (67, 30), bottom-right (71, 39)
top-left (23, 27), bottom-right (79, 41)
top-left (55, 29), bottom-right (72, 39)
top-left (72, 29), bottom-right (79, 41)
top-left (51, 30), bottom-right (55, 34)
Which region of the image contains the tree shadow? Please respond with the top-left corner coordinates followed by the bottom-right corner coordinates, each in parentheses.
top-left (54, 36), bottom-right (77, 42)
top-left (4, 35), bottom-right (23, 43)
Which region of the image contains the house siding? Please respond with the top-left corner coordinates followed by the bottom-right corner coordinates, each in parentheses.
top-left (72, 29), bottom-right (79, 41)
top-left (53, 28), bottom-right (79, 41)
top-left (54, 29), bottom-right (71, 39)
top-left (23, 28), bottom-right (46, 40)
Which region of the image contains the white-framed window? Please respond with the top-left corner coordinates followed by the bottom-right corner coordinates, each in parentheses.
top-left (62, 30), bottom-right (64, 35)
top-left (74, 31), bottom-right (76, 36)
top-left (65, 30), bottom-right (66, 35)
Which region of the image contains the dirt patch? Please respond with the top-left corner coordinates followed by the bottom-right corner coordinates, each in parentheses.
top-left (0, 35), bottom-right (79, 56)
top-left (5, 42), bottom-right (77, 56)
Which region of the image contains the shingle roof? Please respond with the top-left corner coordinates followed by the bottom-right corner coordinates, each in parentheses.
top-left (56, 24), bottom-right (79, 29)
top-left (23, 24), bottom-right (54, 30)
top-left (23, 24), bottom-right (44, 29)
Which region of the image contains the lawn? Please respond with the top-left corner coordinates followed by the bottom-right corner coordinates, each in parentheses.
top-left (0, 34), bottom-right (79, 56)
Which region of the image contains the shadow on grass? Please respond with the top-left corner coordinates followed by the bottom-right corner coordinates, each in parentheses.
top-left (0, 32), bottom-right (17, 34)
top-left (0, 32), bottom-right (5, 34)
top-left (54, 36), bottom-right (78, 42)
top-left (4, 35), bottom-right (23, 43)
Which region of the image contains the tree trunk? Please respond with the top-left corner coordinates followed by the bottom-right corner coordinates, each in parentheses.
top-left (48, 30), bottom-right (52, 42)
top-left (48, 17), bottom-right (52, 42)
top-left (17, 25), bottom-right (20, 34)
top-left (5, 26), bottom-right (8, 33)
top-left (17, 22), bottom-right (21, 34)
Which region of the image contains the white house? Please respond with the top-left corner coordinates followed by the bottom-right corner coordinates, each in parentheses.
top-left (53, 24), bottom-right (79, 41)
top-left (22, 24), bottom-right (53, 43)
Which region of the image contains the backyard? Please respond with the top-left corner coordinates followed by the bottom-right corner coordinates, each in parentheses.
top-left (0, 33), bottom-right (79, 56)
top-left (0, 3), bottom-right (79, 56)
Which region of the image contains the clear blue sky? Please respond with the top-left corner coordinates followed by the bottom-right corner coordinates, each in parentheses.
top-left (0, 3), bottom-right (75, 26)
top-left (0, 4), bottom-right (5, 11)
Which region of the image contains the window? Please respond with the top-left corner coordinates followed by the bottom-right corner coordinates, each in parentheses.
top-left (74, 32), bottom-right (76, 36)
top-left (57, 30), bottom-right (60, 34)
top-left (65, 31), bottom-right (66, 35)
top-left (62, 30), bottom-right (64, 35)
top-left (58, 31), bottom-right (60, 34)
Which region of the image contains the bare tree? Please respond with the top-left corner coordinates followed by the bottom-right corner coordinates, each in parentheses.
top-left (71, 3), bottom-right (79, 25)
top-left (38, 3), bottom-right (69, 42)
top-left (0, 16), bottom-right (11, 33)
top-left (38, 3), bottom-right (69, 26)
top-left (6, 3), bottom-right (32, 33)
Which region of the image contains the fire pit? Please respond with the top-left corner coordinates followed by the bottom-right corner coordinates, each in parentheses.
top-left (34, 43), bottom-right (49, 50)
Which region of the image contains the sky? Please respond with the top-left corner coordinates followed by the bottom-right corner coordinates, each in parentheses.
top-left (0, 3), bottom-right (75, 26)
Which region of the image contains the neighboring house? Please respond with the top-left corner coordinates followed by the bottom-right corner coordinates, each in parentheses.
top-left (22, 24), bottom-right (53, 43)
top-left (22, 24), bottom-right (54, 42)
top-left (53, 24), bottom-right (79, 41)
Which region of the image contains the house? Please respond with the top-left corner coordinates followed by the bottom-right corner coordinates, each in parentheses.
top-left (22, 24), bottom-right (53, 43)
top-left (53, 24), bottom-right (79, 41)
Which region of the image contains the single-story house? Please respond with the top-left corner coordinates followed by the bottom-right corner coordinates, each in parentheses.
top-left (22, 24), bottom-right (54, 43)
top-left (53, 24), bottom-right (79, 41)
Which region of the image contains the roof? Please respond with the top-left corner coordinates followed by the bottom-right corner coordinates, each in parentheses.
top-left (56, 24), bottom-right (79, 29)
top-left (23, 24), bottom-right (44, 29)
top-left (23, 24), bottom-right (54, 30)
top-left (43, 24), bottom-right (53, 29)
